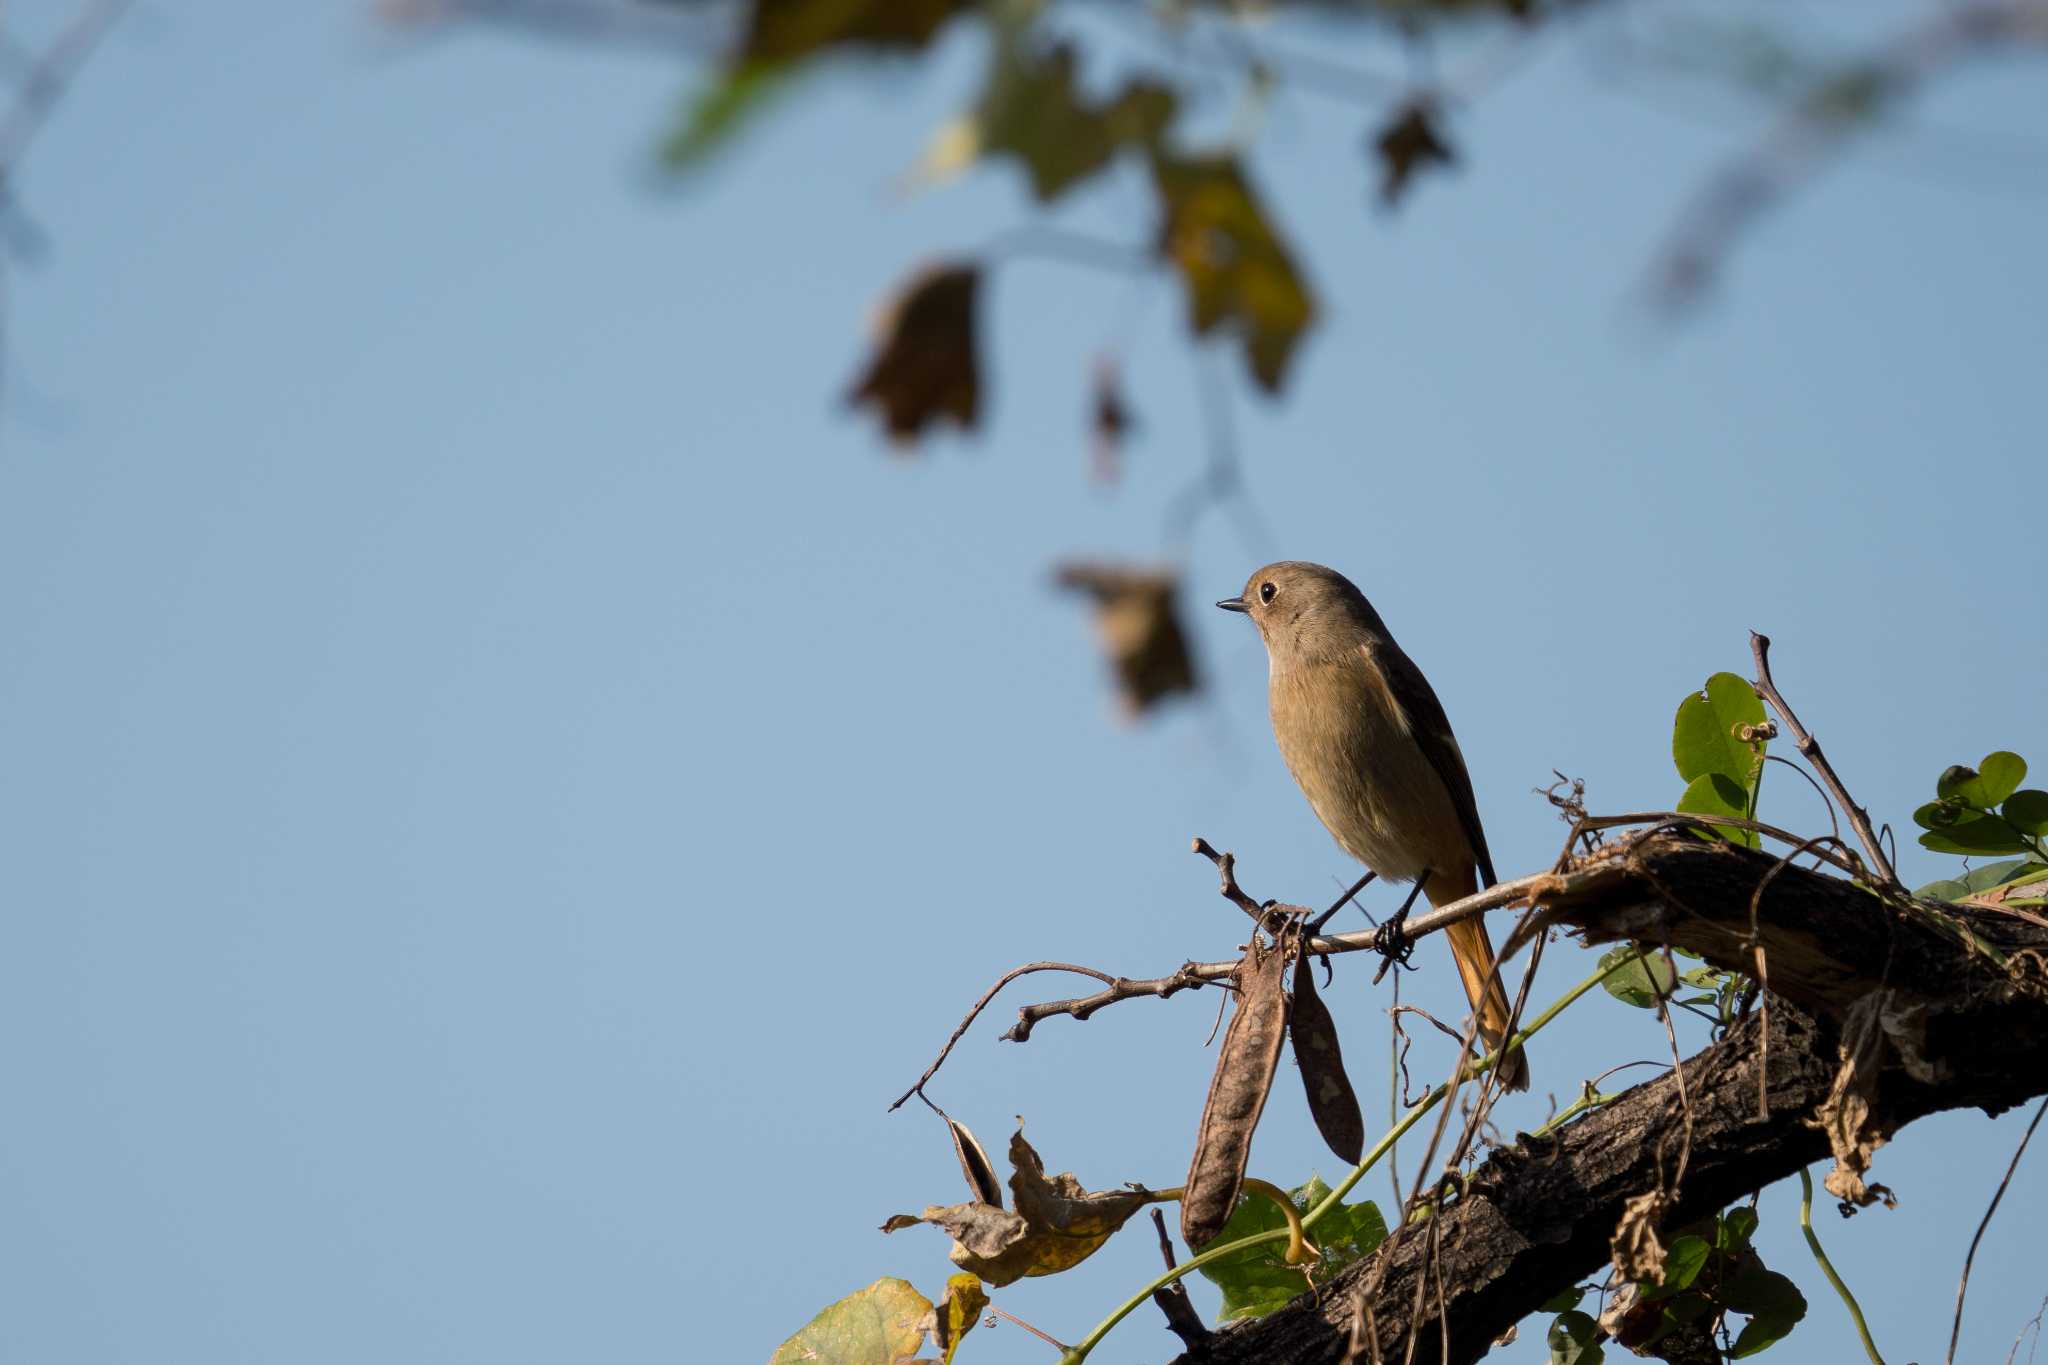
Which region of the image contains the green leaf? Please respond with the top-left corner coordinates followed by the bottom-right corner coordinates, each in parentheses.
top-left (949, 39), bottom-right (1176, 202)
top-left (1937, 764), bottom-right (1977, 801)
top-left (1598, 944), bottom-right (1676, 1009)
top-left (1914, 798), bottom-right (1964, 831)
top-left (1724, 1264), bottom-right (1807, 1358)
top-left (1642, 1235), bottom-right (1711, 1300)
top-left (1150, 153), bottom-right (1315, 393)
top-left (1960, 752), bottom-right (2028, 808)
top-left (1718, 1206), bottom-right (1759, 1251)
top-left (739, 0), bottom-right (971, 63)
top-left (1681, 965), bottom-right (1727, 989)
top-left (1918, 814), bottom-right (2032, 856)
top-left (1539, 1286), bottom-right (1586, 1313)
top-left (1677, 771), bottom-right (1760, 848)
top-left (930, 1274), bottom-right (986, 1365)
top-left (769, 1278), bottom-right (933, 1365)
top-left (2003, 789), bottom-right (2048, 837)
top-left (1196, 1177), bottom-right (1385, 1321)
top-left (1673, 673), bottom-right (1767, 785)
top-left (660, 61), bottom-right (798, 172)
top-left (1547, 1309), bottom-right (1605, 1365)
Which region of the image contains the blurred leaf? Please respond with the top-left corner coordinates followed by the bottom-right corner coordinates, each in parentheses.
top-left (769, 1278), bottom-right (933, 1365)
top-left (1547, 1309), bottom-right (1605, 1364)
top-left (740, 0), bottom-right (970, 62)
top-left (1539, 1286), bottom-right (1586, 1313)
top-left (881, 1128), bottom-right (1151, 1286)
top-left (964, 40), bottom-right (1175, 201)
top-left (847, 262), bottom-right (981, 445)
top-left (1598, 944), bottom-right (1676, 1009)
top-left (926, 1274), bottom-right (986, 1365)
top-left (1724, 1263), bottom-right (1806, 1357)
top-left (1371, 100), bottom-right (1455, 206)
top-left (1089, 356), bottom-right (1133, 484)
top-left (1717, 1206), bottom-right (1758, 1251)
top-left (1196, 1175), bottom-right (1385, 1321)
top-left (2003, 789), bottom-right (2048, 836)
top-left (1677, 771), bottom-right (1759, 848)
top-left (1053, 562), bottom-right (1198, 717)
top-left (1642, 1235), bottom-right (1710, 1300)
top-left (1151, 152), bottom-right (1315, 392)
top-left (1918, 813), bottom-right (2032, 856)
top-left (1680, 965), bottom-right (1725, 989)
top-left (1917, 857), bottom-right (2045, 901)
top-left (661, 61), bottom-right (797, 171)
top-left (1937, 764), bottom-right (1977, 801)
top-left (1673, 672), bottom-right (1767, 785)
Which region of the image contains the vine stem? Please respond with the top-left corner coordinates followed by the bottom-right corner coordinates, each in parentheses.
top-left (1059, 953), bottom-right (1640, 1364)
top-left (1799, 1165), bottom-right (1886, 1365)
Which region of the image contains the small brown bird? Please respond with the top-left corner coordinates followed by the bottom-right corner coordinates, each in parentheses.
top-left (1218, 561), bottom-right (1529, 1091)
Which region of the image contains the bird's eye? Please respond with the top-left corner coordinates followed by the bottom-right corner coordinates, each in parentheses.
top-left (1259, 582), bottom-right (1277, 604)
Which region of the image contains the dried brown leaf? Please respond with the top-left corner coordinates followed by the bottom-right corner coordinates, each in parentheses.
top-left (1089, 357), bottom-right (1132, 484)
top-left (847, 262), bottom-right (981, 446)
top-left (1610, 1189), bottom-right (1674, 1285)
top-left (1182, 934), bottom-right (1291, 1248)
top-left (1053, 562), bottom-right (1198, 717)
top-left (882, 1129), bottom-right (1152, 1286)
top-left (1808, 993), bottom-right (1897, 1208)
top-left (1371, 100), bottom-right (1456, 207)
top-left (1290, 946), bottom-right (1364, 1165)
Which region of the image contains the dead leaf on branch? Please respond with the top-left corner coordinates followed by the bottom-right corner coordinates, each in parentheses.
top-left (882, 1128), bottom-right (1153, 1286)
top-left (738, 0), bottom-right (971, 63)
top-left (1150, 153), bottom-right (1316, 393)
top-left (967, 41), bottom-right (1175, 201)
top-left (1808, 993), bottom-right (1897, 1209)
top-left (1611, 1188), bottom-right (1675, 1285)
top-left (847, 262), bottom-right (981, 446)
top-left (1371, 100), bottom-right (1457, 207)
top-left (1053, 562), bottom-right (1198, 718)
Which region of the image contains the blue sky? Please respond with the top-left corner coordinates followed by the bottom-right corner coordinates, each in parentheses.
top-left (1, 4), bottom-right (2044, 1363)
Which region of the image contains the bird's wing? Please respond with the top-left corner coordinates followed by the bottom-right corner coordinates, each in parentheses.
top-left (1373, 642), bottom-right (1497, 889)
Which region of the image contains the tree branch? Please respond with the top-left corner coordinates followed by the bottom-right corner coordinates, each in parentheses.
top-left (1175, 833), bottom-right (2048, 1365)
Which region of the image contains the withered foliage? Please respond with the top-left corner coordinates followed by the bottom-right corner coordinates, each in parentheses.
top-left (1053, 562), bottom-right (1198, 717)
top-left (883, 1128), bottom-right (1153, 1287)
top-left (1371, 100), bottom-right (1457, 207)
top-left (846, 262), bottom-right (981, 445)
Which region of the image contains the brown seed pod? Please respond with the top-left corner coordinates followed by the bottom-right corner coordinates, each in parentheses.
top-left (947, 1117), bottom-right (1004, 1208)
top-left (1180, 934), bottom-right (1290, 1248)
top-left (1290, 945), bottom-right (1364, 1165)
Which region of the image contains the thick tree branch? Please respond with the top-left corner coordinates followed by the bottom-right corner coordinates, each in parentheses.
top-left (1176, 834), bottom-right (2048, 1365)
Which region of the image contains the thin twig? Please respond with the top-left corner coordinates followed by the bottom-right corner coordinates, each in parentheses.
top-left (1148, 1208), bottom-right (1212, 1351)
top-left (1750, 632), bottom-right (1899, 887)
top-left (986, 1303), bottom-right (1072, 1353)
top-left (1798, 1165), bottom-right (1887, 1365)
top-left (1949, 1095), bottom-right (2048, 1365)
top-left (888, 959), bottom-right (1136, 1110)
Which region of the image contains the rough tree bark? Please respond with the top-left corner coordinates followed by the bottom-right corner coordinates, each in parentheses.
top-left (1172, 832), bottom-right (2048, 1365)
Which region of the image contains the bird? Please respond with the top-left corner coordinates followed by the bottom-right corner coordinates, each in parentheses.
top-left (1217, 560), bottom-right (1528, 1091)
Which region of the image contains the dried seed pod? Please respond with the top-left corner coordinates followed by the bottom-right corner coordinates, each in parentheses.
top-left (1180, 935), bottom-right (1290, 1248)
top-left (948, 1117), bottom-right (1003, 1208)
top-left (1290, 946), bottom-right (1364, 1165)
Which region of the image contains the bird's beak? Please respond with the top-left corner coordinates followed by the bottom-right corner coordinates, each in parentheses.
top-left (1215, 596), bottom-right (1251, 613)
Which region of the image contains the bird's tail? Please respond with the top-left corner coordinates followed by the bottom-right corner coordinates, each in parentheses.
top-left (1427, 870), bottom-right (1530, 1092)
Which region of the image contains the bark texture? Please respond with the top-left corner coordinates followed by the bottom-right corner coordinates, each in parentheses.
top-left (1176, 834), bottom-right (2048, 1365)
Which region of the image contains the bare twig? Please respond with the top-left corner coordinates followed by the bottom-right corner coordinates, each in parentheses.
top-left (1948, 1095), bottom-right (2048, 1365)
top-left (1749, 632), bottom-right (1900, 887)
top-left (986, 1303), bottom-right (1073, 1353)
top-left (888, 959), bottom-right (1143, 1110)
top-left (1149, 1208), bottom-right (1213, 1352)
